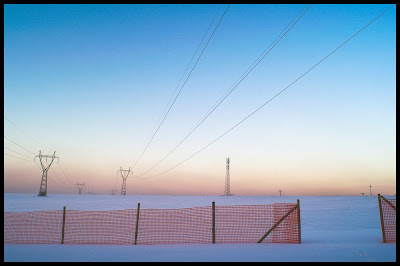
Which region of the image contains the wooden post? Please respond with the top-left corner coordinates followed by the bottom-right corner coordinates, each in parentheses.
top-left (381, 195), bottom-right (396, 210)
top-left (297, 199), bottom-right (301, 244)
top-left (134, 202), bottom-right (140, 245)
top-left (212, 201), bottom-right (216, 244)
top-left (61, 206), bottom-right (66, 244)
top-left (377, 194), bottom-right (386, 243)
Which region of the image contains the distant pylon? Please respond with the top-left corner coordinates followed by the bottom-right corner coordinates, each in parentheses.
top-left (225, 158), bottom-right (231, 196)
top-left (118, 167), bottom-right (132, 195)
top-left (111, 188), bottom-right (118, 195)
top-left (279, 190), bottom-right (282, 196)
top-left (76, 182), bottom-right (85, 195)
top-left (35, 150), bottom-right (59, 196)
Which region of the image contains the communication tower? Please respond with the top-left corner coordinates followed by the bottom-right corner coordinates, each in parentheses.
top-left (225, 158), bottom-right (231, 196)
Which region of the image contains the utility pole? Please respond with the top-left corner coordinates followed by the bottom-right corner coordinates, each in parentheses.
top-left (76, 182), bottom-right (85, 195)
top-left (35, 150), bottom-right (59, 196)
top-left (118, 167), bottom-right (132, 195)
top-left (225, 158), bottom-right (231, 196)
top-left (279, 190), bottom-right (282, 196)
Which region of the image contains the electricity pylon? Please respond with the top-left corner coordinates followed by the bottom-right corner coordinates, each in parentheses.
top-left (76, 182), bottom-right (85, 195)
top-left (225, 158), bottom-right (231, 196)
top-left (35, 150), bottom-right (59, 196)
top-left (118, 167), bottom-right (132, 195)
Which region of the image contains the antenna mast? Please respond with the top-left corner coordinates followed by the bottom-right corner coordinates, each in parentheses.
top-left (225, 158), bottom-right (231, 196)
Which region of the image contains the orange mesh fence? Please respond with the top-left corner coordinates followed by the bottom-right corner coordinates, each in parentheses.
top-left (271, 203), bottom-right (300, 243)
top-left (214, 203), bottom-right (299, 243)
top-left (137, 206), bottom-right (212, 245)
top-left (4, 210), bottom-right (63, 244)
top-left (63, 209), bottom-right (137, 245)
top-left (379, 196), bottom-right (396, 243)
top-left (4, 202), bottom-right (300, 245)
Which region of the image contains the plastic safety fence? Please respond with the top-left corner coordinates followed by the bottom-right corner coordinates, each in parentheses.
top-left (4, 203), bottom-right (300, 245)
top-left (137, 206), bottom-right (212, 245)
top-left (4, 210), bottom-right (63, 244)
top-left (214, 203), bottom-right (299, 244)
top-left (378, 195), bottom-right (396, 243)
top-left (63, 209), bottom-right (137, 245)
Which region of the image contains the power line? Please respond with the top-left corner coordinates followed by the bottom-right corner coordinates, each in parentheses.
top-left (4, 115), bottom-right (54, 151)
top-left (149, 4), bottom-right (223, 140)
top-left (4, 146), bottom-right (33, 159)
top-left (4, 152), bottom-right (33, 162)
top-left (4, 135), bottom-right (36, 155)
top-left (50, 166), bottom-right (76, 187)
top-left (56, 161), bottom-right (76, 186)
top-left (135, 4), bottom-right (312, 178)
top-left (130, 4), bottom-right (231, 171)
top-left (138, 4), bottom-right (395, 180)
top-left (50, 167), bottom-right (75, 188)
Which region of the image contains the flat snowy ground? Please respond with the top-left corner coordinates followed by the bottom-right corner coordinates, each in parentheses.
top-left (3, 193), bottom-right (396, 262)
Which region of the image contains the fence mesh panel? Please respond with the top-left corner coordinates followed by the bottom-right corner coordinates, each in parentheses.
top-left (4, 210), bottom-right (63, 244)
top-left (64, 209), bottom-right (137, 245)
top-left (4, 203), bottom-right (300, 245)
top-left (272, 203), bottom-right (300, 243)
top-left (214, 203), bottom-right (298, 243)
top-left (380, 197), bottom-right (396, 243)
top-left (137, 206), bottom-right (212, 245)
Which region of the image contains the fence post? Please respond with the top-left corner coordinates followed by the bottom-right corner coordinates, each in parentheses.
top-left (212, 201), bottom-right (216, 244)
top-left (61, 206), bottom-right (66, 244)
top-left (134, 202), bottom-right (140, 245)
top-left (377, 194), bottom-right (386, 243)
top-left (297, 199), bottom-right (301, 244)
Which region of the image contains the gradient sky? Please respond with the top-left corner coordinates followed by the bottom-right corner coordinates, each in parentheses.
top-left (4, 4), bottom-right (396, 196)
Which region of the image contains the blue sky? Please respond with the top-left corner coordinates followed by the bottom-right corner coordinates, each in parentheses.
top-left (4, 4), bottom-right (396, 196)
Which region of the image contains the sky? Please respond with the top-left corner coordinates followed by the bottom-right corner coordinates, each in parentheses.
top-left (4, 4), bottom-right (396, 196)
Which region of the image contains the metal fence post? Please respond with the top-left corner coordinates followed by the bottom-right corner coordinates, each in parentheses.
top-left (61, 206), bottom-right (66, 244)
top-left (212, 201), bottom-right (216, 244)
top-left (297, 199), bottom-right (301, 244)
top-left (134, 202), bottom-right (140, 245)
top-left (377, 194), bottom-right (386, 243)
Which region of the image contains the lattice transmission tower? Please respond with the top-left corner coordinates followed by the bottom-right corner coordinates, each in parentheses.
top-left (35, 150), bottom-right (59, 196)
top-left (76, 182), bottom-right (85, 195)
top-left (118, 167), bottom-right (132, 195)
top-left (225, 158), bottom-right (232, 196)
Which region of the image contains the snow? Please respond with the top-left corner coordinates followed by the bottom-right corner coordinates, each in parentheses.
top-left (3, 193), bottom-right (396, 262)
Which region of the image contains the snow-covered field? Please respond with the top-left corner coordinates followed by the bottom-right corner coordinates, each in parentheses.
top-left (4, 193), bottom-right (396, 262)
